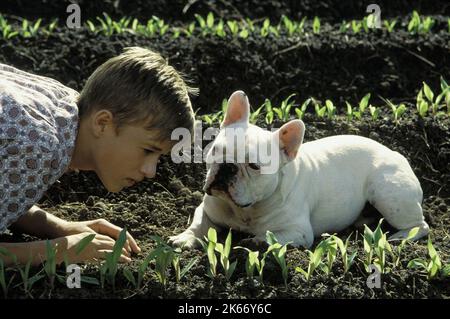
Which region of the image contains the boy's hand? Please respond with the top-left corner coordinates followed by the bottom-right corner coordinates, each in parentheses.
top-left (57, 232), bottom-right (132, 264)
top-left (59, 219), bottom-right (141, 255)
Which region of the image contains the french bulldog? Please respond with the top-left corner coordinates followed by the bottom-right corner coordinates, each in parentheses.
top-left (169, 90), bottom-right (429, 248)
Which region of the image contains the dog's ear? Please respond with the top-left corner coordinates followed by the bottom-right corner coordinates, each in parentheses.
top-left (275, 120), bottom-right (305, 160)
top-left (221, 90), bottom-right (250, 127)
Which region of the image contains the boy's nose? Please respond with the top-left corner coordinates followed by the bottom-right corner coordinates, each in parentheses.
top-left (141, 160), bottom-right (157, 179)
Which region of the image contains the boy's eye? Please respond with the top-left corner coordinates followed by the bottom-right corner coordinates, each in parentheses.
top-left (144, 149), bottom-right (155, 154)
top-left (248, 163), bottom-right (260, 170)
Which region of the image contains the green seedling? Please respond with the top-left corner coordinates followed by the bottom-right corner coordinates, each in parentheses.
top-left (0, 15), bottom-right (17, 39)
top-left (19, 18), bottom-right (42, 38)
top-left (123, 252), bottom-right (153, 289)
top-left (325, 99), bottom-right (336, 120)
top-left (351, 20), bottom-right (362, 33)
top-left (312, 16), bottom-right (320, 34)
top-left (245, 18), bottom-right (256, 32)
top-left (195, 12), bottom-right (216, 36)
top-left (227, 20), bottom-right (239, 36)
top-left (43, 240), bottom-right (60, 289)
top-left (272, 94), bottom-right (296, 122)
top-left (148, 235), bottom-right (182, 287)
top-left (408, 11), bottom-right (434, 34)
top-left (202, 99), bottom-right (226, 125)
top-left (249, 104), bottom-right (265, 124)
top-left (202, 111), bottom-right (223, 125)
top-left (313, 99), bottom-right (327, 119)
top-left (16, 257), bottom-right (43, 295)
top-left (172, 248), bottom-right (198, 283)
top-left (213, 230), bottom-right (238, 280)
top-left (316, 235), bottom-right (338, 275)
top-left (86, 20), bottom-right (96, 33)
top-left (384, 98), bottom-right (406, 123)
top-left (266, 231), bottom-right (290, 288)
top-left (345, 101), bottom-right (354, 121)
top-left (264, 98), bottom-right (274, 125)
top-left (361, 17), bottom-right (370, 33)
top-left (420, 16), bottom-right (434, 33)
top-left (96, 13), bottom-right (115, 36)
top-left (235, 239), bottom-right (276, 284)
top-left (153, 246), bottom-right (174, 287)
top-left (282, 15), bottom-right (295, 36)
top-left (294, 98), bottom-right (311, 120)
top-left (153, 16), bottom-right (169, 36)
top-left (369, 105), bottom-right (380, 121)
top-left (234, 247), bottom-right (265, 283)
top-left (333, 234), bottom-right (357, 273)
top-left (353, 93), bottom-right (371, 120)
top-left (339, 21), bottom-right (350, 33)
top-left (200, 228), bottom-right (218, 278)
top-left (183, 22), bottom-right (196, 37)
top-left (392, 227), bottom-right (419, 268)
top-left (408, 237), bottom-right (445, 280)
top-left (200, 228), bottom-right (237, 280)
top-left (281, 16), bottom-right (307, 36)
top-left (215, 19), bottom-right (226, 37)
top-left (422, 81), bottom-right (449, 116)
top-left (239, 27), bottom-right (249, 39)
top-left (0, 248), bottom-right (17, 298)
top-left (0, 258), bottom-right (14, 298)
top-left (363, 219), bottom-right (392, 273)
top-left (99, 227), bottom-right (127, 290)
top-left (295, 242), bottom-right (325, 281)
top-left (408, 11), bottom-right (421, 33)
top-left (384, 19), bottom-right (397, 32)
top-left (416, 89), bottom-right (428, 118)
top-left (42, 19), bottom-right (58, 36)
top-left (260, 18), bottom-right (271, 37)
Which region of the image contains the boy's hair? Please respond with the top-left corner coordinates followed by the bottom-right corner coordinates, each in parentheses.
top-left (77, 47), bottom-right (197, 141)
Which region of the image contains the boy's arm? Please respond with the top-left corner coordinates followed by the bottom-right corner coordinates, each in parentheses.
top-left (0, 239), bottom-right (58, 266)
top-left (9, 205), bottom-right (69, 239)
top-left (9, 205), bottom-right (141, 254)
top-left (0, 233), bottom-right (132, 267)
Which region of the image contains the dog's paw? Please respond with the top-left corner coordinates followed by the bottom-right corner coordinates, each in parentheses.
top-left (238, 236), bottom-right (269, 251)
top-left (168, 231), bottom-right (200, 250)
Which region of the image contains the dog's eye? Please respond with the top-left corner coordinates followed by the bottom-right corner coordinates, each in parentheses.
top-left (248, 163), bottom-right (260, 170)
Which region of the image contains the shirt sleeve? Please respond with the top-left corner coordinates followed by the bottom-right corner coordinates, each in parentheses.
top-left (0, 94), bottom-right (64, 233)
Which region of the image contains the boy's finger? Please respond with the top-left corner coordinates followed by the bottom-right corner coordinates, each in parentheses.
top-left (95, 219), bottom-right (141, 253)
top-left (126, 233), bottom-right (141, 253)
top-left (98, 250), bottom-right (131, 263)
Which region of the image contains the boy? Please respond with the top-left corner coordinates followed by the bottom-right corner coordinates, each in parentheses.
top-left (0, 47), bottom-right (196, 266)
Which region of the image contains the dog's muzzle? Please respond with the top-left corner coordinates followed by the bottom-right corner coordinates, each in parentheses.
top-left (204, 163), bottom-right (239, 195)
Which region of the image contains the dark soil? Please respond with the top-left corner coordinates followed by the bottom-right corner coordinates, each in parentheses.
top-left (2, 0), bottom-right (449, 23)
top-left (0, 23), bottom-right (449, 114)
top-left (0, 3), bottom-right (449, 299)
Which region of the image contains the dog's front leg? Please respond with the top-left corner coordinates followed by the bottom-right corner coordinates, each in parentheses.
top-left (169, 202), bottom-right (219, 249)
top-left (244, 212), bottom-right (315, 249)
top-left (247, 226), bottom-right (314, 249)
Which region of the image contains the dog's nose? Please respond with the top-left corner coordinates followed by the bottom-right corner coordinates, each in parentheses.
top-left (219, 163), bottom-right (239, 176)
top-left (203, 185), bottom-right (212, 195)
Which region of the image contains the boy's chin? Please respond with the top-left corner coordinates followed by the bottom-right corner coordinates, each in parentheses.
top-left (102, 180), bottom-right (123, 193)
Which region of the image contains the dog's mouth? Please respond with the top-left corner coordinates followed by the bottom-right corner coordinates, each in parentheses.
top-left (206, 187), bottom-right (253, 208)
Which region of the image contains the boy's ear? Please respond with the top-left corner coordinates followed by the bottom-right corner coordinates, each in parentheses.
top-left (92, 110), bottom-right (114, 136)
top-left (275, 120), bottom-right (305, 160)
top-left (221, 90), bottom-right (250, 128)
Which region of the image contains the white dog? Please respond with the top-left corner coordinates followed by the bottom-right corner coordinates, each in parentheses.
top-left (169, 91), bottom-right (429, 248)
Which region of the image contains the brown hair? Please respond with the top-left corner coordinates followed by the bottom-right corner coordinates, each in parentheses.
top-left (77, 47), bottom-right (197, 141)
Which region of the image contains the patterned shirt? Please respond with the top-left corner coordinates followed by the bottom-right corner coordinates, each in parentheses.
top-left (0, 63), bottom-right (79, 233)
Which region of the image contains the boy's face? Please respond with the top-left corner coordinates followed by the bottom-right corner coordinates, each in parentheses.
top-left (92, 115), bottom-right (173, 193)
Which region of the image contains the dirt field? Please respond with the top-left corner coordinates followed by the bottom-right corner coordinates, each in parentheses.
top-left (0, 0), bottom-right (448, 299)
